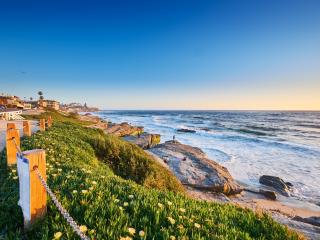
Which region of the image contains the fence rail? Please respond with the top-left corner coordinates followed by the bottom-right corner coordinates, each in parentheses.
top-left (4, 117), bottom-right (90, 240)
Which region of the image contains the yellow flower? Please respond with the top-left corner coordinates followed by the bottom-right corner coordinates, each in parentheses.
top-left (128, 227), bottom-right (136, 235)
top-left (128, 194), bottom-right (134, 199)
top-left (157, 203), bottom-right (163, 208)
top-left (169, 236), bottom-right (176, 240)
top-left (57, 168), bottom-right (62, 172)
top-left (13, 176), bottom-right (18, 180)
top-left (52, 173), bottom-right (57, 177)
top-left (179, 208), bottom-right (186, 213)
top-left (11, 169), bottom-right (17, 173)
top-left (177, 224), bottom-right (184, 230)
top-left (194, 223), bottom-right (201, 228)
top-left (81, 190), bottom-right (88, 194)
top-left (101, 175), bottom-right (105, 178)
top-left (89, 186), bottom-right (94, 191)
top-left (139, 230), bottom-right (145, 237)
top-left (79, 225), bottom-right (87, 233)
top-left (119, 206), bottom-right (124, 211)
top-left (72, 190), bottom-right (78, 194)
top-left (167, 201), bottom-right (173, 206)
top-left (92, 181), bottom-right (97, 185)
top-left (120, 237), bottom-right (132, 240)
top-left (90, 229), bottom-right (96, 234)
top-left (114, 199), bottom-right (120, 203)
top-left (54, 231), bottom-right (62, 239)
top-left (123, 202), bottom-right (129, 207)
top-left (167, 217), bottom-right (175, 225)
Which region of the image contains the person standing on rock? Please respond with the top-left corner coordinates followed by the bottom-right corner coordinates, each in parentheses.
top-left (173, 135), bottom-right (176, 143)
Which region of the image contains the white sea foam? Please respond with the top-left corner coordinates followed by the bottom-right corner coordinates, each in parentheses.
top-left (97, 110), bottom-right (320, 207)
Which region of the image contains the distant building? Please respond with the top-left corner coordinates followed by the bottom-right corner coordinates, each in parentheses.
top-left (46, 100), bottom-right (60, 110)
top-left (39, 99), bottom-right (60, 110)
top-left (0, 95), bottom-right (24, 109)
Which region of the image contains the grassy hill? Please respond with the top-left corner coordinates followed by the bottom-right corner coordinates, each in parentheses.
top-left (0, 112), bottom-right (303, 239)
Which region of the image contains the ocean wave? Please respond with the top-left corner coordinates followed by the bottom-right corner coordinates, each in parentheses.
top-left (235, 128), bottom-right (269, 136)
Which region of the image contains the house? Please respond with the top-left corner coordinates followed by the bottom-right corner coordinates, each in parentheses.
top-left (39, 99), bottom-right (60, 110)
top-left (46, 100), bottom-right (60, 110)
top-left (0, 95), bottom-right (24, 109)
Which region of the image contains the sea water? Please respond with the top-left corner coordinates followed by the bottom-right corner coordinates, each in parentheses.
top-left (96, 110), bottom-right (320, 207)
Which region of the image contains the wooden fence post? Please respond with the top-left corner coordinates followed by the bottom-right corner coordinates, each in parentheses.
top-left (23, 121), bottom-right (31, 137)
top-left (22, 149), bottom-right (47, 229)
top-left (6, 123), bottom-right (20, 166)
top-left (47, 116), bottom-right (52, 128)
top-left (39, 119), bottom-right (45, 131)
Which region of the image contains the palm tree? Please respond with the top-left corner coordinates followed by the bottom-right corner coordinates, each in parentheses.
top-left (30, 97), bottom-right (33, 101)
top-left (38, 91), bottom-right (43, 100)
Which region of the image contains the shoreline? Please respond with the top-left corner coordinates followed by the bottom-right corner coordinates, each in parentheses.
top-left (84, 111), bottom-right (320, 239)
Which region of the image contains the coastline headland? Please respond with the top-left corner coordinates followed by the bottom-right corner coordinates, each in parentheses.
top-left (82, 111), bottom-right (320, 239)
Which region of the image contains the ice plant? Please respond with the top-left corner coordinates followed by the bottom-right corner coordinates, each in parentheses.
top-left (54, 232), bottom-right (62, 239)
top-left (128, 227), bottom-right (136, 235)
top-left (79, 225), bottom-right (88, 233)
top-left (139, 230), bottom-right (145, 237)
top-left (167, 217), bottom-right (175, 225)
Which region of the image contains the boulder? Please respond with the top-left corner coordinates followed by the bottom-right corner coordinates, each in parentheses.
top-left (149, 140), bottom-right (242, 195)
top-left (123, 133), bottom-right (161, 149)
top-left (177, 128), bottom-right (196, 133)
top-left (105, 122), bottom-right (144, 137)
top-left (259, 175), bottom-right (291, 197)
top-left (245, 188), bottom-right (277, 200)
top-left (292, 216), bottom-right (320, 227)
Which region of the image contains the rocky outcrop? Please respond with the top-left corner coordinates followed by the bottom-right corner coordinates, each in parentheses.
top-left (149, 140), bottom-right (242, 195)
top-left (292, 216), bottom-right (320, 227)
top-left (245, 188), bottom-right (277, 200)
top-left (105, 122), bottom-right (144, 137)
top-left (177, 128), bottom-right (196, 133)
top-left (259, 175), bottom-right (291, 197)
top-left (123, 133), bottom-right (161, 149)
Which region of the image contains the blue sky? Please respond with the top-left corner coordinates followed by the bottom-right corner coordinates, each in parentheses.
top-left (0, 0), bottom-right (319, 110)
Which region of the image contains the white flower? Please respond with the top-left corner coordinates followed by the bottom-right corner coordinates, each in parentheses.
top-left (92, 181), bottom-right (97, 185)
top-left (81, 190), bottom-right (88, 194)
top-left (128, 195), bottom-right (134, 199)
top-left (72, 190), bottom-right (78, 194)
top-left (11, 169), bottom-right (17, 173)
top-left (167, 201), bottom-right (173, 206)
top-left (158, 203), bottom-right (163, 208)
top-left (194, 223), bottom-right (201, 228)
top-left (123, 202), bottom-right (129, 207)
top-left (13, 176), bottom-right (18, 180)
top-left (139, 230), bottom-right (145, 237)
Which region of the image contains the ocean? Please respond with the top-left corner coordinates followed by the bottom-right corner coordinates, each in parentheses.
top-left (96, 110), bottom-right (320, 207)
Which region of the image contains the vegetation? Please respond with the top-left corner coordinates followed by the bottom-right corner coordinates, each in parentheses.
top-left (0, 113), bottom-right (303, 239)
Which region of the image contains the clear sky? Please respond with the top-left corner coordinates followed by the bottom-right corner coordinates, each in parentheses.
top-left (0, 0), bottom-right (319, 110)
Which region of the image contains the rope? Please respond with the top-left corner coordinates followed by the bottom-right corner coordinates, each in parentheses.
top-left (33, 167), bottom-right (90, 240)
top-left (12, 137), bottom-right (24, 157)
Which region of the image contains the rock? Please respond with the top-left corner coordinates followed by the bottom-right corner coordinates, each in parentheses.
top-left (123, 133), bottom-right (161, 149)
top-left (286, 181), bottom-right (294, 188)
top-left (259, 189), bottom-right (277, 200)
top-left (105, 122), bottom-right (144, 137)
top-left (292, 216), bottom-right (320, 227)
top-left (259, 175), bottom-right (291, 197)
top-left (149, 140), bottom-right (243, 195)
top-left (177, 128), bottom-right (196, 133)
top-left (245, 188), bottom-right (277, 200)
